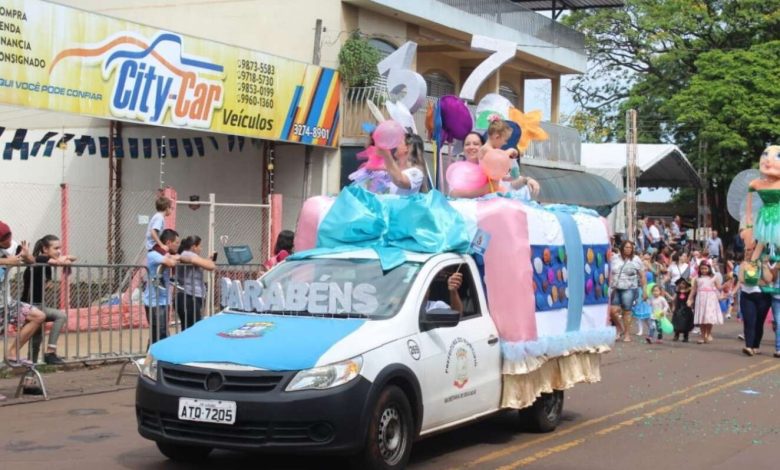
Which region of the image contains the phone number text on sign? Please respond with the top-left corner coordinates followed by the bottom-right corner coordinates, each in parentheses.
top-left (293, 124), bottom-right (330, 140)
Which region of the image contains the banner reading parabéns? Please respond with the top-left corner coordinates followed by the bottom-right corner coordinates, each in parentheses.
top-left (0, 0), bottom-right (340, 147)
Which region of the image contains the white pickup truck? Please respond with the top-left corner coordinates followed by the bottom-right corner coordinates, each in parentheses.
top-left (136, 248), bottom-right (607, 469)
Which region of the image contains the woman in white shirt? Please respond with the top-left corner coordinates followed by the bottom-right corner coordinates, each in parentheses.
top-left (668, 252), bottom-right (691, 293)
top-left (379, 133), bottom-right (429, 195)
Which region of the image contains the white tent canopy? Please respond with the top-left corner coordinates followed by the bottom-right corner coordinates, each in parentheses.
top-left (580, 143), bottom-right (702, 236)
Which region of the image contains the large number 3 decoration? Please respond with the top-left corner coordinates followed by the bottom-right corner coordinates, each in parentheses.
top-left (376, 36), bottom-right (518, 132)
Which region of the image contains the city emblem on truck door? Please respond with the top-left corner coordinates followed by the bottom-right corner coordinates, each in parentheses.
top-left (445, 338), bottom-right (478, 389)
top-left (407, 339), bottom-right (421, 360)
top-left (218, 321), bottom-right (274, 339)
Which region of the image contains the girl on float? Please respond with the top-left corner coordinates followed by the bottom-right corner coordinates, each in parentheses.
top-left (688, 260), bottom-right (723, 344)
top-left (609, 240), bottom-right (647, 341)
top-left (378, 133), bottom-right (430, 195)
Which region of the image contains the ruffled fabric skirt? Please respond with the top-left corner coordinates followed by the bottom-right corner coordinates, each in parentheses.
top-left (754, 203), bottom-right (780, 247)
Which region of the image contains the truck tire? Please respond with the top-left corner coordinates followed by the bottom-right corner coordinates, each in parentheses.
top-left (351, 385), bottom-right (414, 470)
top-left (519, 390), bottom-right (564, 433)
top-left (156, 442), bottom-right (212, 462)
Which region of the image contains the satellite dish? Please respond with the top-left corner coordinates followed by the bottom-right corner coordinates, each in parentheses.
top-left (727, 169), bottom-right (762, 222)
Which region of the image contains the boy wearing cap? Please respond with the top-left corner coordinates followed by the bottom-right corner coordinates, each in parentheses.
top-left (0, 221), bottom-right (46, 368)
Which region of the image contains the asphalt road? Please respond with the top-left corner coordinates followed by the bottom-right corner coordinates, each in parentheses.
top-left (1, 321), bottom-right (779, 470)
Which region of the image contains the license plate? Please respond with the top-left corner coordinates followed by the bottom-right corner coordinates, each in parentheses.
top-left (178, 398), bottom-right (236, 425)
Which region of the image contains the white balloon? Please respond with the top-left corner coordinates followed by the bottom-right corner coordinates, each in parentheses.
top-left (386, 101), bottom-right (417, 134)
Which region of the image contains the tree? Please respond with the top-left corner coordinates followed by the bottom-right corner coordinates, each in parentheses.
top-left (338, 31), bottom-right (380, 87)
top-left (563, 0), bottom-right (780, 231)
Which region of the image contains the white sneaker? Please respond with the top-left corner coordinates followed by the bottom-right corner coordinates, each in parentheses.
top-left (692, 327), bottom-right (701, 335)
top-left (726, 314), bottom-right (732, 319)
top-left (737, 334), bottom-right (745, 340)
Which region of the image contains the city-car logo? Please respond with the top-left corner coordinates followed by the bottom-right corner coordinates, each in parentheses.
top-left (50, 32), bottom-right (225, 128)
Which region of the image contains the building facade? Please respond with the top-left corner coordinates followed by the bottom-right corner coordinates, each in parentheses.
top-left (0, 0), bottom-right (591, 262)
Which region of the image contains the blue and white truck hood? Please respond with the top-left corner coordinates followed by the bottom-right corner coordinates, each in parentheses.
top-left (150, 311), bottom-right (409, 371)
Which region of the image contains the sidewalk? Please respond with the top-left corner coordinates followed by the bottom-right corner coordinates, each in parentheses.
top-left (0, 362), bottom-right (137, 406)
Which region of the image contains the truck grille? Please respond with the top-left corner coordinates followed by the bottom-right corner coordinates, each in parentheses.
top-left (138, 408), bottom-right (330, 445)
top-left (160, 363), bottom-right (285, 393)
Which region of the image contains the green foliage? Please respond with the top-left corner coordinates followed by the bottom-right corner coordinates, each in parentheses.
top-left (563, 0), bottom-right (780, 175)
top-left (668, 41), bottom-right (780, 179)
top-left (562, 110), bottom-right (615, 142)
top-left (338, 31), bottom-right (381, 87)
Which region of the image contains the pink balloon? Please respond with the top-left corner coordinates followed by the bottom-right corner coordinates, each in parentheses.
top-left (547, 268), bottom-right (554, 285)
top-left (373, 120), bottom-right (405, 150)
top-left (585, 278), bottom-right (594, 295)
top-left (446, 161), bottom-right (488, 192)
top-left (480, 149), bottom-right (512, 180)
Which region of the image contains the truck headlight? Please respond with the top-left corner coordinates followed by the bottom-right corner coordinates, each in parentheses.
top-left (141, 353), bottom-right (158, 381)
top-left (286, 356), bottom-right (363, 392)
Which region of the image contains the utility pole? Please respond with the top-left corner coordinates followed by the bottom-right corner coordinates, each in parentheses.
top-left (302, 18), bottom-right (322, 202)
top-left (625, 109), bottom-right (638, 241)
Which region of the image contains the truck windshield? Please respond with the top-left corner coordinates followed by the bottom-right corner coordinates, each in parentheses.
top-left (253, 258), bottom-right (421, 319)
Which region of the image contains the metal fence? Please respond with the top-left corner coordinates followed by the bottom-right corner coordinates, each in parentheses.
top-left (0, 183), bottom-right (158, 265)
top-left (1, 261), bottom-right (262, 398)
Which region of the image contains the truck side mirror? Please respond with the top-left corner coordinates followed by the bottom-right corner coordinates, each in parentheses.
top-left (421, 308), bottom-right (461, 328)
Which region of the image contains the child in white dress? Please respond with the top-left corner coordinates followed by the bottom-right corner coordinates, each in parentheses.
top-left (647, 285), bottom-right (670, 344)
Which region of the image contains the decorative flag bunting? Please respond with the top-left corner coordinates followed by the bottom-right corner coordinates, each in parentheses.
top-left (0, 129), bottom-right (252, 160)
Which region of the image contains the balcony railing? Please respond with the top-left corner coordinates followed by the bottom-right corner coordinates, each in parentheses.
top-left (526, 121), bottom-right (581, 165)
top-left (343, 87), bottom-right (581, 165)
top-left (438, 0), bottom-right (585, 55)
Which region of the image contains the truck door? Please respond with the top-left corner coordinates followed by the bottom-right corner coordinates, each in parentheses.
top-left (417, 260), bottom-right (502, 432)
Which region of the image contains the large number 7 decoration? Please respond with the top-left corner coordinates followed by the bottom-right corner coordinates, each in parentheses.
top-left (459, 35), bottom-right (517, 101)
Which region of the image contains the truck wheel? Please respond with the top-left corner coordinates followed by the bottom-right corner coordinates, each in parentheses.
top-left (519, 390), bottom-right (564, 433)
top-left (156, 442), bottom-right (212, 462)
top-left (351, 385), bottom-right (414, 470)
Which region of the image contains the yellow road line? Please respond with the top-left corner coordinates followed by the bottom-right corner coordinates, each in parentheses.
top-left (497, 361), bottom-right (780, 470)
top-left (457, 359), bottom-right (772, 469)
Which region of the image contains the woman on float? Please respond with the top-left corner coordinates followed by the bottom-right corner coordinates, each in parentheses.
top-left (378, 133), bottom-right (430, 195)
top-left (449, 125), bottom-right (540, 198)
top-left (459, 131), bottom-right (483, 164)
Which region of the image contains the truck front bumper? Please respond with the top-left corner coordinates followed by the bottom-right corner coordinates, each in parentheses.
top-left (136, 361), bottom-right (371, 454)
